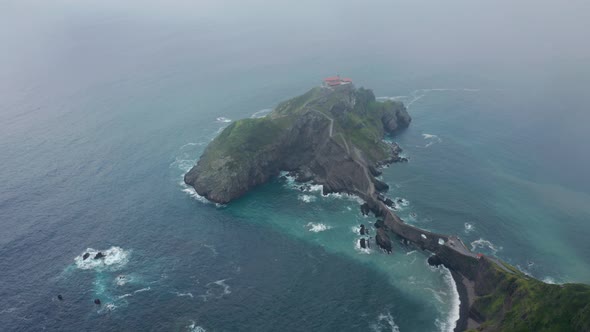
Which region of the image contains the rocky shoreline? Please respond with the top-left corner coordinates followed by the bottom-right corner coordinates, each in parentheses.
top-left (185, 84), bottom-right (590, 331)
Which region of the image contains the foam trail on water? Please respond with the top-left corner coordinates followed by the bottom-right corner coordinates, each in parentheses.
top-left (370, 311), bottom-right (400, 332)
top-left (306, 222), bottom-right (331, 233)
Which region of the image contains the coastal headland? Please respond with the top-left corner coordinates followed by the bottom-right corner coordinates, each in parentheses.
top-left (185, 82), bottom-right (590, 331)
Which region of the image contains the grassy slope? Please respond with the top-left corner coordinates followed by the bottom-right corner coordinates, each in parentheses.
top-left (206, 85), bottom-right (399, 167)
top-left (471, 261), bottom-right (590, 331)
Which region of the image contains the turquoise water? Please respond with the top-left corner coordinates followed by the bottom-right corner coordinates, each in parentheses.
top-left (2, 2), bottom-right (590, 331)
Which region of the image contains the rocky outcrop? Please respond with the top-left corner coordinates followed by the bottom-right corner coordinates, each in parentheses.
top-left (185, 84), bottom-right (411, 204)
top-left (376, 228), bottom-right (392, 253)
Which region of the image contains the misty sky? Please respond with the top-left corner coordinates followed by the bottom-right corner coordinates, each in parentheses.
top-left (2, 0), bottom-right (589, 68)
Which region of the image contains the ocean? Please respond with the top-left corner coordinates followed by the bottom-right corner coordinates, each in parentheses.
top-left (1, 2), bottom-right (590, 331)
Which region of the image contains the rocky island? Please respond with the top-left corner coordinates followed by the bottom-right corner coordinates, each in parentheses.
top-left (185, 83), bottom-right (590, 331)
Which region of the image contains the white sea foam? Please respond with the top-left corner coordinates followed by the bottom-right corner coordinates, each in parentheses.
top-left (115, 274), bottom-right (131, 286)
top-left (464, 222), bottom-right (475, 234)
top-left (542, 277), bottom-right (559, 284)
top-left (298, 194), bottom-right (317, 203)
top-left (470, 238), bottom-right (502, 254)
top-left (134, 287), bottom-right (151, 294)
top-left (370, 311), bottom-right (400, 332)
top-left (251, 108), bottom-right (272, 118)
top-left (201, 279), bottom-right (231, 301)
top-left (188, 321), bottom-right (207, 332)
top-left (306, 222), bottom-right (331, 232)
top-left (422, 133), bottom-right (442, 148)
top-left (426, 265), bottom-right (461, 332)
top-left (74, 247), bottom-right (130, 271)
top-left (181, 186), bottom-right (211, 204)
top-left (216, 117), bottom-right (232, 123)
top-left (176, 292), bottom-right (194, 298)
top-left (118, 293), bottom-right (133, 299)
top-left (354, 239), bottom-right (371, 254)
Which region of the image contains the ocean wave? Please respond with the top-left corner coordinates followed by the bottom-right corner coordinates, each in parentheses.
top-left (251, 108), bottom-right (272, 118)
top-left (216, 117), bottom-right (232, 123)
top-left (431, 265), bottom-right (461, 332)
top-left (175, 292), bottom-right (194, 298)
top-left (298, 194), bottom-right (317, 203)
top-left (470, 238), bottom-right (502, 254)
top-left (181, 186), bottom-right (211, 204)
top-left (306, 222), bottom-right (331, 232)
top-left (370, 311), bottom-right (400, 332)
top-left (464, 222), bottom-right (475, 234)
top-left (74, 247), bottom-right (129, 271)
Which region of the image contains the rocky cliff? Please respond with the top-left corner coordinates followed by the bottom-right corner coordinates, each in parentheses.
top-left (184, 84), bottom-right (410, 203)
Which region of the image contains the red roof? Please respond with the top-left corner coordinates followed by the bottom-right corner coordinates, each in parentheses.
top-left (324, 76), bottom-right (340, 82)
top-left (341, 78), bottom-right (352, 82)
top-left (477, 253), bottom-right (484, 258)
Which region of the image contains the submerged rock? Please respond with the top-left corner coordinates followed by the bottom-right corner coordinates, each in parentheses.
top-left (94, 252), bottom-right (105, 260)
top-left (82, 253), bottom-right (90, 260)
top-left (94, 299), bottom-right (101, 305)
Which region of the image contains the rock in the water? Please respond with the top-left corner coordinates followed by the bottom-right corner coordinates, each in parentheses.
top-left (360, 224), bottom-right (366, 235)
top-left (94, 252), bottom-right (105, 260)
top-left (82, 253), bottom-right (90, 260)
top-left (374, 179), bottom-right (389, 192)
top-left (376, 228), bottom-right (392, 253)
top-left (427, 255), bottom-right (443, 267)
top-left (94, 299), bottom-right (101, 305)
top-left (360, 238), bottom-right (367, 249)
top-left (384, 198), bottom-right (394, 207)
top-left (360, 203), bottom-right (370, 216)
top-left (57, 294), bottom-right (63, 301)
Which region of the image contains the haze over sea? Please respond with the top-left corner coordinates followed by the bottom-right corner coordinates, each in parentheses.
top-left (1, 1), bottom-right (589, 331)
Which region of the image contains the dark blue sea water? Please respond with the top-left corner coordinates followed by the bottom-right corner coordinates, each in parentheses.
top-left (2, 2), bottom-right (590, 331)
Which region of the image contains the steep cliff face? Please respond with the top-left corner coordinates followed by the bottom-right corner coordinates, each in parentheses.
top-left (184, 84), bottom-right (411, 203)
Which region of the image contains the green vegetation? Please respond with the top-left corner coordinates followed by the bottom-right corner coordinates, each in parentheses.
top-left (207, 84), bottom-right (406, 168)
top-left (471, 261), bottom-right (590, 331)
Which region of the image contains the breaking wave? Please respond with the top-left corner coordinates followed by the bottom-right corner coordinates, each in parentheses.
top-left (74, 247), bottom-right (130, 271)
top-left (216, 117), bottom-right (231, 123)
top-left (433, 266), bottom-right (461, 332)
top-left (470, 238), bottom-right (502, 254)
